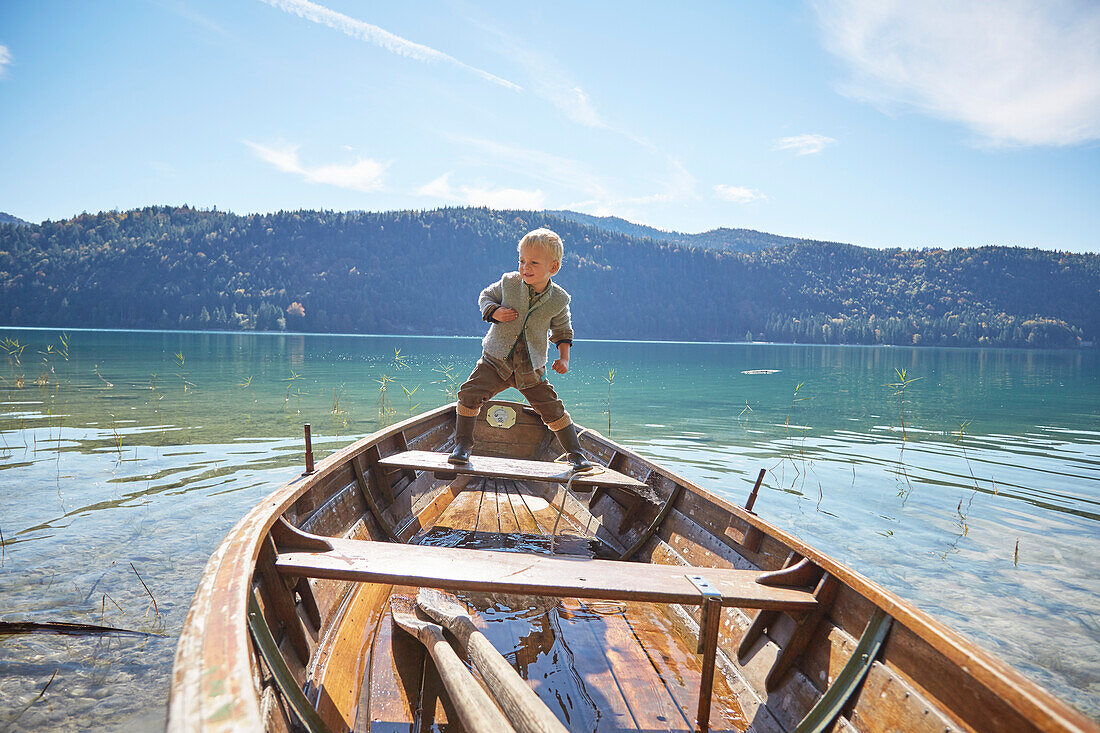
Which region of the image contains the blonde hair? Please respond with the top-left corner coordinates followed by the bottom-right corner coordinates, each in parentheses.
top-left (518, 228), bottom-right (564, 263)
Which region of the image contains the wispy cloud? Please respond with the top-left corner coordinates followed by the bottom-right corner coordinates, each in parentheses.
top-left (448, 135), bottom-right (609, 200)
top-left (443, 135), bottom-right (698, 221)
top-left (153, 2), bottom-right (237, 40)
top-left (584, 156), bottom-right (697, 208)
top-left (714, 184), bottom-right (768, 204)
top-left (245, 141), bottom-right (387, 191)
top-left (473, 23), bottom-right (606, 128)
top-left (0, 45), bottom-right (12, 80)
top-left (774, 134), bottom-right (836, 155)
top-left (815, 0), bottom-right (1100, 146)
top-left (460, 18), bottom-right (701, 218)
top-left (417, 172), bottom-right (545, 209)
top-left (258, 0), bottom-right (521, 91)
top-left (544, 84), bottom-right (606, 129)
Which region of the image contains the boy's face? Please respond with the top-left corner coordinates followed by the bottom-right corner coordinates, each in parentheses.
top-left (518, 245), bottom-right (560, 290)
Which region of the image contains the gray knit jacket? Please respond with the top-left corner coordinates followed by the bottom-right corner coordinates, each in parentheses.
top-left (478, 272), bottom-right (574, 371)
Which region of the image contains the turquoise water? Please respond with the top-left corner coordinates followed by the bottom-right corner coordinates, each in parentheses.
top-left (1, 329), bottom-right (1097, 729)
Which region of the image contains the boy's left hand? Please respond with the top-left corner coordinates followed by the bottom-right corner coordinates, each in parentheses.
top-left (552, 358), bottom-right (569, 374)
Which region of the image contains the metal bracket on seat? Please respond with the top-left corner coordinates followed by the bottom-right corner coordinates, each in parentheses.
top-left (686, 574), bottom-right (722, 652)
top-left (687, 574), bottom-right (724, 731)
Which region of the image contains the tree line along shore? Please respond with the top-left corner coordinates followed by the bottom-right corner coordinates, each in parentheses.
top-left (1, 206), bottom-right (1096, 348)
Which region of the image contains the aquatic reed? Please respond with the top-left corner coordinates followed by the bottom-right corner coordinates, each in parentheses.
top-left (0, 669), bottom-right (57, 731)
top-left (130, 562), bottom-right (159, 617)
top-left (376, 374), bottom-right (396, 422)
top-left (1, 337), bottom-right (25, 363)
top-left (888, 368), bottom-right (921, 442)
top-left (391, 347), bottom-right (410, 371)
top-left (93, 364), bottom-right (113, 388)
top-left (778, 381), bottom-right (813, 495)
top-left (603, 368), bottom-right (615, 436)
top-left (111, 428), bottom-right (123, 460)
top-left (432, 362), bottom-right (461, 402)
top-left (401, 384), bottom-right (421, 414)
top-left (330, 384), bottom-right (350, 432)
top-left (888, 369), bottom-right (920, 504)
top-left (174, 351), bottom-right (195, 392)
top-left (0, 337), bottom-right (26, 389)
top-left (281, 370), bottom-right (305, 413)
top-left (101, 592), bottom-right (124, 619)
top-left (737, 399), bottom-right (753, 425)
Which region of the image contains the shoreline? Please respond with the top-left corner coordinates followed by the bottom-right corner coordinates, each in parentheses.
top-left (0, 324), bottom-right (1094, 352)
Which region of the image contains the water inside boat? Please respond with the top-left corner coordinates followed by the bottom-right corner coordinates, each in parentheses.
top-left (362, 478), bottom-right (748, 732)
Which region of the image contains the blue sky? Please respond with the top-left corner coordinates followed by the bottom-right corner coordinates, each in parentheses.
top-left (1, 0), bottom-right (1098, 252)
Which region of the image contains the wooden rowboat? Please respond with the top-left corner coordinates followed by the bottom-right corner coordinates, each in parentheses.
top-left (168, 401), bottom-right (1098, 732)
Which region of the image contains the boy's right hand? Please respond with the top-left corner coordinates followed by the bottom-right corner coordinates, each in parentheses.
top-left (493, 308), bottom-right (519, 322)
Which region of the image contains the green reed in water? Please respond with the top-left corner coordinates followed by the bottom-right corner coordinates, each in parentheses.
top-left (376, 373), bottom-right (396, 422)
top-left (2, 669), bottom-right (58, 731)
top-left (778, 381), bottom-right (813, 495)
top-left (888, 369), bottom-right (921, 503)
top-left (1, 337), bottom-right (27, 390)
top-left (174, 351), bottom-right (195, 392)
top-left (401, 384), bottom-right (420, 414)
top-left (281, 370), bottom-right (305, 414)
top-left (888, 368), bottom-right (922, 442)
top-left (375, 347), bottom-right (422, 424)
top-left (432, 362), bottom-right (461, 402)
top-left (603, 368), bottom-right (615, 436)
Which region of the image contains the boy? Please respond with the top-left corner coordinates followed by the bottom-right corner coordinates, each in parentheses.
top-left (448, 228), bottom-right (592, 471)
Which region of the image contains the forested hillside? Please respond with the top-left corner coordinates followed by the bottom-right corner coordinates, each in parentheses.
top-left (547, 209), bottom-right (800, 252)
top-left (0, 212), bottom-right (31, 227)
top-left (1, 206), bottom-right (1096, 348)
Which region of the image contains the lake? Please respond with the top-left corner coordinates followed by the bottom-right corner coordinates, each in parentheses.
top-left (1, 328), bottom-right (1097, 730)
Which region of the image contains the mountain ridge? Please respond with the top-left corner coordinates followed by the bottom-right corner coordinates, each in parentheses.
top-left (546, 210), bottom-right (808, 253)
top-left (1, 205), bottom-right (1095, 348)
top-left (0, 212), bottom-right (32, 227)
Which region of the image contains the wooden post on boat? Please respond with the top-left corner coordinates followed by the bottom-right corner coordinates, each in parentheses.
top-left (303, 423), bottom-right (314, 476)
top-left (391, 598), bottom-right (517, 733)
top-left (417, 589), bottom-right (569, 733)
top-left (744, 468), bottom-right (765, 512)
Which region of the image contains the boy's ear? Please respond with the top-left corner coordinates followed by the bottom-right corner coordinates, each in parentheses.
top-left (550, 260), bottom-right (561, 274)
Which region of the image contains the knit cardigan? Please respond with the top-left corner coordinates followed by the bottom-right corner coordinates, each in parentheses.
top-left (478, 272), bottom-right (574, 371)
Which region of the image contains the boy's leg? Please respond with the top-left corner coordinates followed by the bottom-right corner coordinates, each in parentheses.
top-left (449, 360), bottom-right (508, 464)
top-left (455, 359), bottom-right (510, 417)
top-left (518, 382), bottom-right (593, 472)
top-left (516, 381), bottom-right (571, 431)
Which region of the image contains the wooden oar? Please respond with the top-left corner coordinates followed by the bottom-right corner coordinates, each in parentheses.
top-left (389, 598), bottom-right (516, 733)
top-left (417, 588), bottom-right (569, 733)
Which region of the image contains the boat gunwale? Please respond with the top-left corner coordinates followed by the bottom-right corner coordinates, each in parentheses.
top-left (167, 400), bottom-right (1098, 733)
top-left (585, 427), bottom-right (1099, 733)
top-left (167, 403), bottom-right (454, 732)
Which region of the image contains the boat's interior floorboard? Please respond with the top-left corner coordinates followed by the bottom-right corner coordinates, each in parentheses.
top-left (355, 586), bottom-right (424, 733)
top-left (353, 485), bottom-right (752, 732)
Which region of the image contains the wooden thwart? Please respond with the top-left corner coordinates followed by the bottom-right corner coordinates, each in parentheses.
top-left (274, 538), bottom-right (818, 611)
top-left (378, 450), bottom-right (648, 492)
top-left (276, 538), bottom-right (817, 731)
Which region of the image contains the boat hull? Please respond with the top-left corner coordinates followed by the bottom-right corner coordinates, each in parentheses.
top-left (168, 401), bottom-right (1097, 733)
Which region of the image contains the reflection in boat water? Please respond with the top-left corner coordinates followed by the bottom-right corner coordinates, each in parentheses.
top-left (413, 528), bottom-right (750, 732)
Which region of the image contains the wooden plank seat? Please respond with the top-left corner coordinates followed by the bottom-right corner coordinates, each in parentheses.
top-left (271, 524), bottom-right (820, 729)
top-left (274, 538), bottom-right (818, 612)
top-left (377, 450), bottom-right (649, 492)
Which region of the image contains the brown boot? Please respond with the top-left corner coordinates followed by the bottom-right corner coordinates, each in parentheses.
top-left (553, 423), bottom-right (592, 472)
top-left (447, 414), bottom-right (476, 464)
